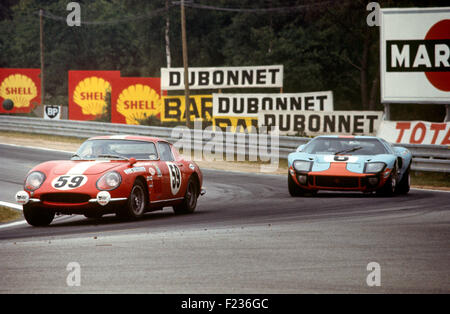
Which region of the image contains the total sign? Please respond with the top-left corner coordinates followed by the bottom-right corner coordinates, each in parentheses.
top-left (380, 7), bottom-right (450, 103)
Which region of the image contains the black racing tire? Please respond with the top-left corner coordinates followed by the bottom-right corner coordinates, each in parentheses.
top-left (377, 165), bottom-right (398, 197)
top-left (288, 173), bottom-right (306, 197)
top-left (23, 205), bottom-right (55, 227)
top-left (173, 177), bottom-right (198, 215)
top-left (395, 166), bottom-right (411, 195)
top-left (118, 180), bottom-right (148, 219)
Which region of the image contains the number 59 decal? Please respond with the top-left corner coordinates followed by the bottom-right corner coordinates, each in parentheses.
top-left (52, 175), bottom-right (88, 190)
top-left (166, 162), bottom-right (182, 195)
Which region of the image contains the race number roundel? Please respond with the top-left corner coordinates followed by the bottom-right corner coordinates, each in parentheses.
top-left (51, 175), bottom-right (88, 190)
top-left (166, 162), bottom-right (182, 195)
top-left (424, 19), bottom-right (450, 91)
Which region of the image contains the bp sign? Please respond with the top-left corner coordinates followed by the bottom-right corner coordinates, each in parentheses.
top-left (380, 7), bottom-right (450, 103)
top-left (44, 105), bottom-right (61, 120)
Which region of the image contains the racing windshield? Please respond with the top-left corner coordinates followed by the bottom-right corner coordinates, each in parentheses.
top-left (304, 138), bottom-right (388, 155)
top-left (72, 139), bottom-right (158, 160)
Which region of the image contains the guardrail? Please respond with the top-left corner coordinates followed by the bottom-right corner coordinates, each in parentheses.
top-left (0, 116), bottom-right (449, 172)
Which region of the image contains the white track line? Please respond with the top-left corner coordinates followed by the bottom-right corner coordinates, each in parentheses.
top-left (0, 142), bottom-right (73, 154)
top-left (0, 201), bottom-right (22, 211)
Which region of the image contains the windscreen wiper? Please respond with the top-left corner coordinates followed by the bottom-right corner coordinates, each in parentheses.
top-left (334, 146), bottom-right (362, 155)
top-left (97, 154), bottom-right (129, 160)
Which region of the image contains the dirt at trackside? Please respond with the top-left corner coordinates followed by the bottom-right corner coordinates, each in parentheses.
top-left (0, 134), bottom-right (287, 175)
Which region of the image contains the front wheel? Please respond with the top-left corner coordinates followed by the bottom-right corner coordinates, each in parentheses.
top-left (118, 180), bottom-right (148, 219)
top-left (23, 205), bottom-right (55, 226)
top-left (395, 167), bottom-right (410, 195)
top-left (288, 173), bottom-right (306, 197)
top-left (377, 166), bottom-right (398, 197)
top-left (173, 177), bottom-right (198, 214)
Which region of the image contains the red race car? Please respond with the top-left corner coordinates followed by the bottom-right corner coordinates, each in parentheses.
top-left (15, 135), bottom-right (205, 226)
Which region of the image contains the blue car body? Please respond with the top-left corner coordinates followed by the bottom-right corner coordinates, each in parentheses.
top-left (287, 135), bottom-right (412, 195)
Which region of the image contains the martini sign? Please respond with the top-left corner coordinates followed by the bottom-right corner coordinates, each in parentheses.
top-left (380, 7), bottom-right (450, 103)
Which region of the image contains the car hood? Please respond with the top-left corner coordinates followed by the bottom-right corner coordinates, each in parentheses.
top-left (312, 154), bottom-right (373, 164)
top-left (51, 160), bottom-right (123, 175)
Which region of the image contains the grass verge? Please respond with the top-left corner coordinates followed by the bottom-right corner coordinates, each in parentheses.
top-left (0, 206), bottom-right (22, 223)
top-left (411, 171), bottom-right (450, 189)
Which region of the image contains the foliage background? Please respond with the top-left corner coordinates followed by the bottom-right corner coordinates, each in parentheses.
top-left (0, 0), bottom-right (447, 122)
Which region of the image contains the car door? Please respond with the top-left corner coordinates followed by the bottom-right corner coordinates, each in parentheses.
top-left (157, 141), bottom-right (184, 200)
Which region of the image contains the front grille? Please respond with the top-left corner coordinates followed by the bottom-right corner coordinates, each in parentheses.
top-left (41, 193), bottom-right (91, 204)
top-left (313, 176), bottom-right (360, 188)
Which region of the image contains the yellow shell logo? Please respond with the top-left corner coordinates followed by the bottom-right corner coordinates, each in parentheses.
top-left (0, 74), bottom-right (37, 108)
top-left (73, 76), bottom-right (110, 116)
top-left (116, 84), bottom-right (161, 125)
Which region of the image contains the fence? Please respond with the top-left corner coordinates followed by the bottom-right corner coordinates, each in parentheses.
top-left (0, 116), bottom-right (449, 172)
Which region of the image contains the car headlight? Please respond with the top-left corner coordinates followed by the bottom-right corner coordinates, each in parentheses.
top-left (24, 171), bottom-right (46, 191)
top-left (96, 171), bottom-right (122, 191)
top-left (365, 162), bottom-right (386, 174)
top-left (293, 160), bottom-right (312, 172)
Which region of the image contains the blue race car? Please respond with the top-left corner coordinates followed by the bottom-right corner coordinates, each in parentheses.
top-left (287, 135), bottom-right (412, 196)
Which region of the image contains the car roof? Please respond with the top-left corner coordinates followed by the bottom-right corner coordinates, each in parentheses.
top-left (87, 135), bottom-right (168, 143)
top-left (314, 135), bottom-right (380, 139)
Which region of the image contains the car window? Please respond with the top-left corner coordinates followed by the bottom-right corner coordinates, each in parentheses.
top-left (75, 139), bottom-right (158, 160)
top-left (158, 142), bottom-right (175, 161)
top-left (304, 138), bottom-right (388, 155)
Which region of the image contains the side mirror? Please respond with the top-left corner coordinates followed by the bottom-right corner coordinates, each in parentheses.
top-left (128, 157), bottom-right (137, 166)
top-left (296, 144), bottom-right (305, 152)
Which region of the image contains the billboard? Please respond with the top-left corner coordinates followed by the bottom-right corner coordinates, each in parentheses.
top-left (111, 77), bottom-right (162, 124)
top-left (259, 111), bottom-right (383, 136)
top-left (161, 95), bottom-right (212, 122)
top-left (377, 120), bottom-right (450, 145)
top-left (161, 65), bottom-right (283, 90)
top-left (212, 91), bottom-right (333, 117)
top-left (68, 70), bottom-right (121, 121)
top-left (380, 7), bottom-right (450, 103)
top-left (0, 68), bottom-right (41, 114)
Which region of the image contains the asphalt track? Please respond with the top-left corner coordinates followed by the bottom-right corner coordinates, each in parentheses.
top-left (0, 143), bottom-right (449, 293)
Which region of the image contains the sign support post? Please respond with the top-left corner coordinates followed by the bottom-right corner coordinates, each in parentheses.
top-left (383, 103), bottom-right (390, 121)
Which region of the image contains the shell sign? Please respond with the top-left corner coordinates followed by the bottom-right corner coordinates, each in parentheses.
top-left (68, 70), bottom-right (121, 121)
top-left (0, 68), bottom-right (41, 114)
top-left (111, 77), bottom-right (162, 124)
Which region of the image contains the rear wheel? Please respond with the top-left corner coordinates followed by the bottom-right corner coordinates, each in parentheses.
top-left (173, 177), bottom-right (198, 214)
top-left (23, 205), bottom-right (55, 226)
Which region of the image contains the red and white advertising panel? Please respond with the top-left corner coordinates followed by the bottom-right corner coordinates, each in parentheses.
top-left (111, 77), bottom-right (162, 124)
top-left (68, 70), bottom-right (121, 121)
top-left (377, 120), bottom-right (450, 145)
top-left (0, 68), bottom-right (41, 114)
top-left (380, 7), bottom-right (450, 103)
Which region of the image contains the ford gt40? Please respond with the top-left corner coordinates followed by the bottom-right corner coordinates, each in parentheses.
top-left (287, 135), bottom-right (412, 196)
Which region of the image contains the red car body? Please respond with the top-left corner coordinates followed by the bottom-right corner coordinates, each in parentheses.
top-left (16, 135), bottom-right (204, 226)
